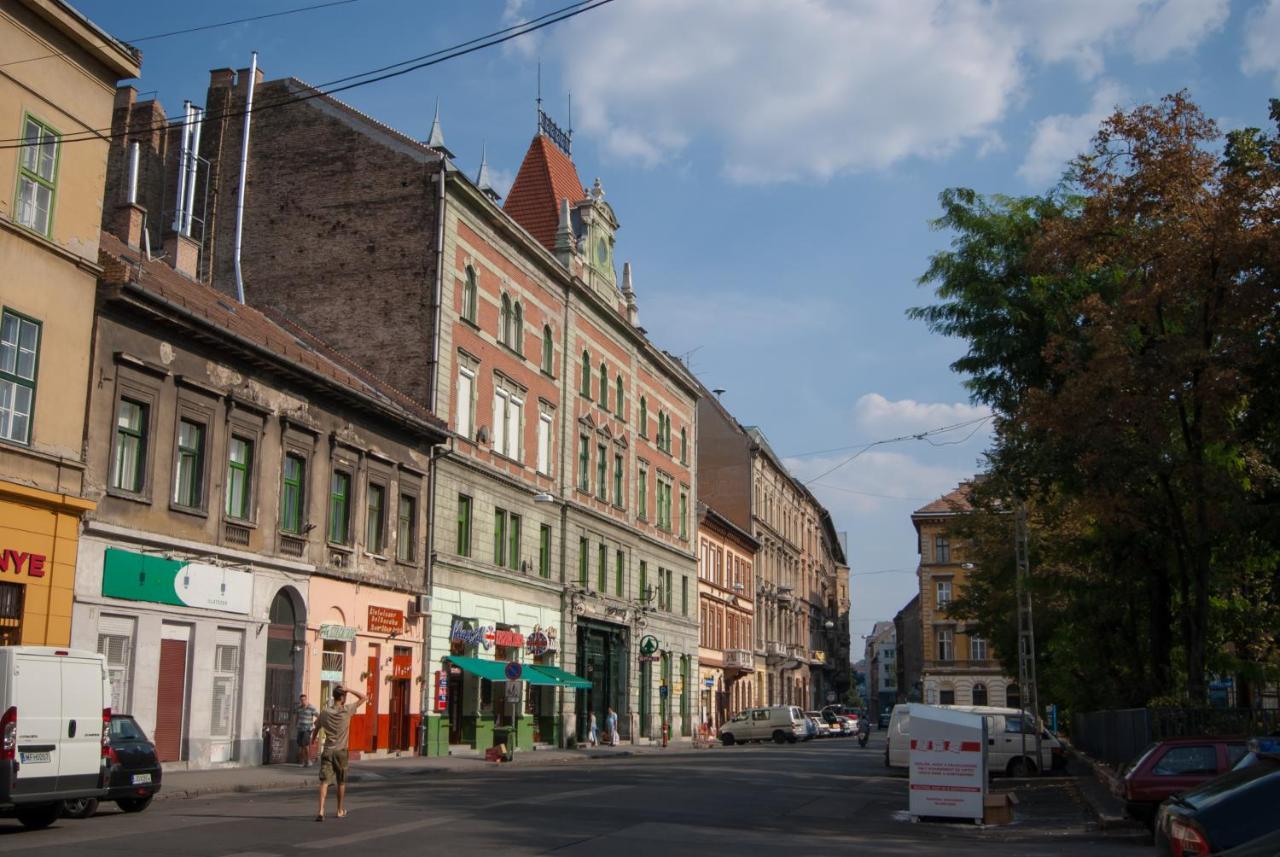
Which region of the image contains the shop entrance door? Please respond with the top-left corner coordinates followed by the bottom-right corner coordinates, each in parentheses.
top-left (263, 593), bottom-right (298, 764)
top-left (447, 669), bottom-right (463, 744)
top-left (364, 646), bottom-right (380, 752)
top-left (154, 629), bottom-right (189, 762)
top-left (388, 647), bottom-right (412, 751)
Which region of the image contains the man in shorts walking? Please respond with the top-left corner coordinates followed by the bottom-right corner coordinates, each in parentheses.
top-left (312, 683), bottom-right (367, 821)
top-left (295, 694), bottom-right (318, 767)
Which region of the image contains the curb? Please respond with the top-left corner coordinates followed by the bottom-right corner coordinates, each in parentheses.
top-left (1062, 744), bottom-right (1141, 833)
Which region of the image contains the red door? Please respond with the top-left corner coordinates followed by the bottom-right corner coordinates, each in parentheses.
top-left (365, 654), bottom-right (379, 751)
top-left (154, 639), bottom-right (188, 762)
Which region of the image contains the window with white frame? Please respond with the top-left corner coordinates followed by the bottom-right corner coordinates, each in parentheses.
top-left (491, 379), bottom-right (524, 461)
top-left (936, 579), bottom-right (952, 609)
top-left (937, 628), bottom-right (954, 661)
top-left (97, 614), bottom-right (135, 713)
top-left (0, 310), bottom-right (40, 444)
top-left (536, 410), bottom-right (553, 475)
top-left (970, 635), bottom-right (988, 661)
top-left (210, 628), bottom-right (243, 740)
top-left (15, 116), bottom-right (59, 235)
top-left (456, 363), bottom-right (476, 440)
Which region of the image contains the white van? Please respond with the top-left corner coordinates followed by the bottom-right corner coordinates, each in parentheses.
top-left (719, 705), bottom-right (808, 745)
top-left (885, 703), bottom-right (1060, 776)
top-left (0, 647), bottom-right (110, 829)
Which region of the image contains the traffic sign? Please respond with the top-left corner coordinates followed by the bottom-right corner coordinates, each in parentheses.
top-left (639, 635), bottom-right (659, 656)
top-left (504, 661), bottom-right (523, 681)
top-left (659, 685), bottom-right (669, 698)
top-left (505, 680), bottom-right (524, 703)
top-left (704, 677), bottom-right (715, 688)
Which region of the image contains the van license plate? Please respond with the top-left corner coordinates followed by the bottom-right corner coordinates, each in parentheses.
top-left (131, 773), bottom-right (151, 784)
top-left (20, 752), bottom-right (50, 764)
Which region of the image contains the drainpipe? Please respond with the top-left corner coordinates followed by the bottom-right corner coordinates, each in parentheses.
top-left (233, 51), bottom-right (257, 304)
top-left (181, 106), bottom-right (204, 235)
top-left (418, 441), bottom-right (447, 755)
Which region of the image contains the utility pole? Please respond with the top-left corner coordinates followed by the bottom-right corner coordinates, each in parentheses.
top-left (1014, 501), bottom-right (1042, 773)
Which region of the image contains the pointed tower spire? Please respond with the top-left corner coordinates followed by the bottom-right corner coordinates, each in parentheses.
top-left (621, 261), bottom-right (638, 326)
top-left (554, 197), bottom-right (576, 267)
top-left (426, 97), bottom-right (454, 158)
top-left (476, 143), bottom-right (500, 202)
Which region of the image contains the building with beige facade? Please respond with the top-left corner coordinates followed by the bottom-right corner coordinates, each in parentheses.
top-left (697, 502), bottom-right (757, 730)
top-left (912, 481), bottom-right (1019, 709)
top-left (0, 0), bottom-right (138, 647)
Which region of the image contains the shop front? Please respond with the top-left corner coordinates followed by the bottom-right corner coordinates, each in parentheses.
top-left (699, 665), bottom-right (725, 731)
top-left (0, 483), bottom-right (94, 646)
top-left (305, 577), bottom-right (424, 759)
top-left (576, 618), bottom-right (630, 742)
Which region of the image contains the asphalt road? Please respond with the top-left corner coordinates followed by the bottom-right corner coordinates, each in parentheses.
top-left (0, 736), bottom-right (1143, 856)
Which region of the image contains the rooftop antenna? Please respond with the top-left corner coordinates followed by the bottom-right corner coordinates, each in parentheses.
top-left (536, 59), bottom-right (542, 132)
top-left (712, 389), bottom-right (726, 399)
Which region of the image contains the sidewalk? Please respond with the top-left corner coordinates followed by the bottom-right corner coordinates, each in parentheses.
top-left (157, 742), bottom-right (716, 802)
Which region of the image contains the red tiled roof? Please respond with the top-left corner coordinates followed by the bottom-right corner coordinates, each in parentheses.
top-left (913, 481), bottom-right (975, 516)
top-left (503, 134), bottom-right (586, 251)
top-left (97, 231), bottom-right (445, 433)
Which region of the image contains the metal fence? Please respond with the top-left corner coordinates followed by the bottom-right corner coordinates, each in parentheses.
top-left (1073, 707), bottom-right (1280, 768)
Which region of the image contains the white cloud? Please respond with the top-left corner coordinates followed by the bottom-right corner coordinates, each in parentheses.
top-left (788, 449), bottom-right (976, 515)
top-left (1005, 0), bottom-right (1147, 77)
top-left (1132, 0), bottom-right (1229, 62)
top-left (501, 0), bottom-right (542, 60)
top-left (1242, 0), bottom-right (1280, 81)
top-left (851, 393), bottom-right (992, 438)
top-left (1018, 81), bottom-right (1126, 186)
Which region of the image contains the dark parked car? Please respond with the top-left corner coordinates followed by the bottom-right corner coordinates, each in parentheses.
top-left (1119, 737), bottom-right (1247, 826)
top-left (63, 715), bottom-right (162, 818)
top-left (1153, 753), bottom-right (1280, 855)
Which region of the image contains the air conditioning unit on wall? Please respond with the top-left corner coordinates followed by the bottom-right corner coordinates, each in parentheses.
top-left (409, 594), bottom-right (431, 616)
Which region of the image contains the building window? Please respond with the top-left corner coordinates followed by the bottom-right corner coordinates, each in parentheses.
top-left (541, 325), bottom-right (554, 374)
top-left (639, 561), bottom-right (648, 604)
top-left (396, 493), bottom-right (416, 562)
top-left (539, 524), bottom-right (551, 578)
top-left (656, 477), bottom-right (672, 531)
top-left (681, 575), bottom-right (689, 616)
top-left (578, 434), bottom-right (590, 492)
top-left (936, 580), bottom-right (952, 609)
top-left (598, 362), bottom-right (609, 410)
top-left (537, 411), bottom-right (553, 475)
top-left (934, 535), bottom-right (951, 564)
top-left (657, 411), bottom-right (667, 452)
top-left (939, 688), bottom-right (956, 705)
top-left (0, 310), bottom-right (39, 444)
top-left (508, 512), bottom-right (521, 571)
top-left (664, 568), bottom-right (673, 612)
top-left (97, 614), bottom-right (135, 712)
top-left (597, 543), bottom-right (607, 592)
top-left (1007, 683), bottom-right (1022, 710)
top-left (14, 116), bottom-right (59, 235)
top-left (679, 488), bottom-right (688, 539)
top-left (111, 399), bottom-right (148, 493)
top-left (365, 481), bottom-right (386, 554)
top-left (680, 428), bottom-right (687, 464)
top-left (639, 396), bottom-right (648, 437)
top-left (280, 453), bottom-right (305, 534)
top-left (462, 266), bottom-right (478, 323)
top-left (970, 635), bottom-right (987, 662)
top-left (456, 494), bottom-right (472, 556)
top-left (972, 682), bottom-right (988, 705)
top-left (172, 419), bottom-right (205, 508)
top-left (580, 351), bottom-right (591, 397)
top-left (494, 508), bottom-right (507, 567)
top-left (937, 628), bottom-right (954, 662)
top-left (613, 453), bottom-right (623, 506)
top-left (210, 628), bottom-right (242, 742)
top-left (511, 301), bottom-right (523, 355)
top-left (491, 385), bottom-right (524, 461)
top-left (579, 536), bottom-right (589, 587)
top-left (637, 463), bottom-right (648, 520)
top-left (225, 436), bottom-right (253, 519)
top-left (499, 294), bottom-right (512, 346)
top-left (456, 366), bottom-right (475, 440)
top-left (614, 374), bottom-right (624, 418)
top-left (596, 443), bottom-right (607, 501)
top-left (615, 549), bottom-right (624, 596)
top-left (328, 470), bottom-right (352, 545)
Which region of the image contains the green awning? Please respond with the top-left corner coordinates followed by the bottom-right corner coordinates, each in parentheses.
top-left (524, 664), bottom-right (593, 689)
top-left (444, 656), bottom-right (511, 681)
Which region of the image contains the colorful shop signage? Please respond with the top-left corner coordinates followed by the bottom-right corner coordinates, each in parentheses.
top-left (525, 626), bottom-right (552, 656)
top-left (319, 624), bottom-right (358, 641)
top-left (102, 547), bottom-right (252, 614)
top-left (434, 670), bottom-right (448, 711)
top-left (0, 548), bottom-right (46, 577)
top-left (450, 618), bottom-right (494, 651)
top-left (368, 605), bottom-right (405, 635)
top-left (493, 629), bottom-right (524, 648)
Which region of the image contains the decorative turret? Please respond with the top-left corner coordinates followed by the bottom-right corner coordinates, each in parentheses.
top-left (426, 98), bottom-right (453, 158)
top-left (476, 144), bottom-right (500, 202)
top-left (554, 198), bottom-right (575, 267)
top-left (621, 261), bottom-right (638, 326)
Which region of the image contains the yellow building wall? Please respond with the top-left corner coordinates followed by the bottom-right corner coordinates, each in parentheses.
top-left (0, 484), bottom-right (93, 646)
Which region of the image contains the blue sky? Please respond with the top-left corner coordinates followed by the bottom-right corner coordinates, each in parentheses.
top-left (73, 0), bottom-right (1280, 657)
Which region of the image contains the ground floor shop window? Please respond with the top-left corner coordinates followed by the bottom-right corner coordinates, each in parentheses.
top-left (97, 613), bottom-right (135, 712)
top-left (211, 628), bottom-right (244, 762)
top-left (0, 582), bottom-right (23, 645)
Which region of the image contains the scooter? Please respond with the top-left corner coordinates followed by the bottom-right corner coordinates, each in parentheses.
top-left (857, 720), bottom-right (870, 747)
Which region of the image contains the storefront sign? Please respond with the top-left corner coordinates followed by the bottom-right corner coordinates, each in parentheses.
top-left (367, 605), bottom-right (404, 635)
top-left (434, 670), bottom-right (448, 711)
top-left (450, 619), bottom-right (494, 650)
top-left (493, 629), bottom-right (524, 648)
top-left (704, 677), bottom-right (715, 688)
top-left (526, 627), bottom-right (551, 656)
top-left (907, 705), bottom-right (987, 822)
top-left (639, 635), bottom-right (659, 656)
top-left (319, 624), bottom-right (357, 641)
top-left (102, 548), bottom-right (252, 615)
top-left (0, 548), bottom-right (46, 577)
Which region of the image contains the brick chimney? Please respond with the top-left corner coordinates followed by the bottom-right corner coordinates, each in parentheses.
top-left (104, 86), bottom-right (170, 255)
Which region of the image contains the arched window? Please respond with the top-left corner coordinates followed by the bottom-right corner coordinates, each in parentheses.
top-left (680, 427), bottom-right (687, 463)
top-left (658, 411), bottom-right (667, 451)
top-left (463, 265), bottom-right (478, 323)
top-left (1006, 683), bottom-right (1022, 711)
top-left (541, 326), bottom-right (554, 374)
top-left (500, 294), bottom-right (512, 345)
top-left (639, 396), bottom-right (648, 437)
top-left (512, 301), bottom-right (523, 354)
top-left (580, 351), bottom-right (591, 397)
top-left (599, 362), bottom-right (609, 409)
top-left (614, 374), bottom-right (624, 418)
top-left (972, 683), bottom-right (988, 706)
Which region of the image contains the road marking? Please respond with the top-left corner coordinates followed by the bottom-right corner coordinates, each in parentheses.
top-left (220, 853), bottom-right (281, 857)
top-left (296, 816), bottom-right (456, 850)
top-left (0, 815), bottom-right (228, 852)
top-left (496, 783), bottom-right (629, 806)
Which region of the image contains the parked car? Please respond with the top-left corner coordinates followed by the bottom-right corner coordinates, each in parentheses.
top-left (804, 712), bottom-right (831, 738)
top-left (879, 709), bottom-right (892, 729)
top-left (1230, 736), bottom-right (1280, 772)
top-left (63, 714), bottom-right (162, 819)
top-left (885, 704), bottom-right (1061, 776)
top-left (0, 647), bottom-right (111, 830)
top-left (1119, 737), bottom-right (1248, 826)
top-left (820, 706), bottom-right (855, 735)
top-left (1153, 753), bottom-right (1280, 855)
top-left (718, 706), bottom-right (808, 745)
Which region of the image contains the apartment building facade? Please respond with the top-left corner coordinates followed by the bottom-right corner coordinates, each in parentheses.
top-left (864, 619), bottom-right (896, 722)
top-left (0, 0), bottom-right (138, 647)
top-left (697, 502), bottom-right (757, 730)
top-left (913, 481), bottom-right (1019, 708)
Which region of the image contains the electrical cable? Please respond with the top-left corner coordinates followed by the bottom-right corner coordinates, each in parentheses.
top-left (0, 0), bottom-right (616, 149)
top-left (800, 414), bottom-right (993, 486)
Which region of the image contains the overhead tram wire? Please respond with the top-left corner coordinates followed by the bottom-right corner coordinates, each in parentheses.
top-left (785, 414), bottom-right (993, 459)
top-left (0, 0), bottom-right (616, 150)
top-left (799, 414), bottom-right (995, 486)
top-left (0, 0), bottom-right (363, 69)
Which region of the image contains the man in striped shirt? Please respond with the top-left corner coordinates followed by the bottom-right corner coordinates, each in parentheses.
top-left (295, 694), bottom-right (319, 767)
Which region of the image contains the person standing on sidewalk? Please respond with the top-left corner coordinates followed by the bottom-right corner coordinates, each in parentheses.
top-left (588, 712), bottom-right (599, 747)
top-left (312, 683), bottom-right (367, 821)
top-left (606, 707), bottom-right (619, 746)
top-left (295, 694), bottom-right (319, 767)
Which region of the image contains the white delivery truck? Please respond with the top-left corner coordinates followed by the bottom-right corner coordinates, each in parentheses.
top-left (0, 647), bottom-right (110, 829)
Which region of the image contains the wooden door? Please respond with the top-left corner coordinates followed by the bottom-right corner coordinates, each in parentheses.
top-left (388, 680), bottom-right (409, 751)
top-left (364, 653), bottom-right (379, 751)
top-left (154, 639), bottom-right (188, 762)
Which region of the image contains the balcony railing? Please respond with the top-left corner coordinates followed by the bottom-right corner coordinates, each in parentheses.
top-left (765, 641), bottom-right (786, 658)
top-left (724, 649), bottom-right (753, 670)
top-left (787, 644), bottom-right (805, 660)
top-left (776, 587), bottom-right (794, 604)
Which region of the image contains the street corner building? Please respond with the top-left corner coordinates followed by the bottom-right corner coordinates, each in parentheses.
top-left (0, 1), bottom-right (139, 647)
top-left (64, 81), bottom-right (449, 766)
top-left (129, 63), bottom-right (702, 750)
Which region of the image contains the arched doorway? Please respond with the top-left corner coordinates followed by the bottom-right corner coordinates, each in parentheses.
top-left (972, 683), bottom-right (989, 706)
top-left (1006, 683), bottom-right (1022, 711)
top-left (263, 588), bottom-right (305, 764)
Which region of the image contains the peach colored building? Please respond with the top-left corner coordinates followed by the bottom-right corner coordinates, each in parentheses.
top-left (697, 503), bottom-right (757, 729)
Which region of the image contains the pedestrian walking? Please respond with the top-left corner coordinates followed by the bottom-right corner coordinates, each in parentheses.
top-left (312, 683), bottom-right (367, 821)
top-left (294, 694), bottom-right (319, 767)
top-left (606, 707), bottom-right (619, 746)
top-left (588, 712), bottom-right (599, 747)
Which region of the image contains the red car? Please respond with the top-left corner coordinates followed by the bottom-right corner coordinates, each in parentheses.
top-left (1120, 737), bottom-right (1248, 826)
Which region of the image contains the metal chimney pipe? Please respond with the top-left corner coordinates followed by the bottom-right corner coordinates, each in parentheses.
top-left (233, 52), bottom-right (257, 304)
top-left (126, 141), bottom-right (139, 204)
top-left (172, 101), bottom-right (191, 232)
top-left (181, 106), bottom-right (203, 235)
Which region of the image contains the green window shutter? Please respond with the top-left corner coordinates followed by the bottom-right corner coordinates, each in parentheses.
top-left (579, 537), bottom-right (589, 586)
top-left (457, 494), bottom-right (472, 556)
top-left (597, 543), bottom-right (607, 592)
top-left (281, 453), bottom-right (304, 533)
top-left (494, 508), bottom-right (507, 566)
top-left (639, 561), bottom-right (648, 603)
top-left (508, 513), bottom-right (521, 570)
top-left (539, 524), bottom-right (551, 578)
top-left (615, 550), bottom-right (624, 596)
top-left (328, 471), bottom-right (351, 544)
